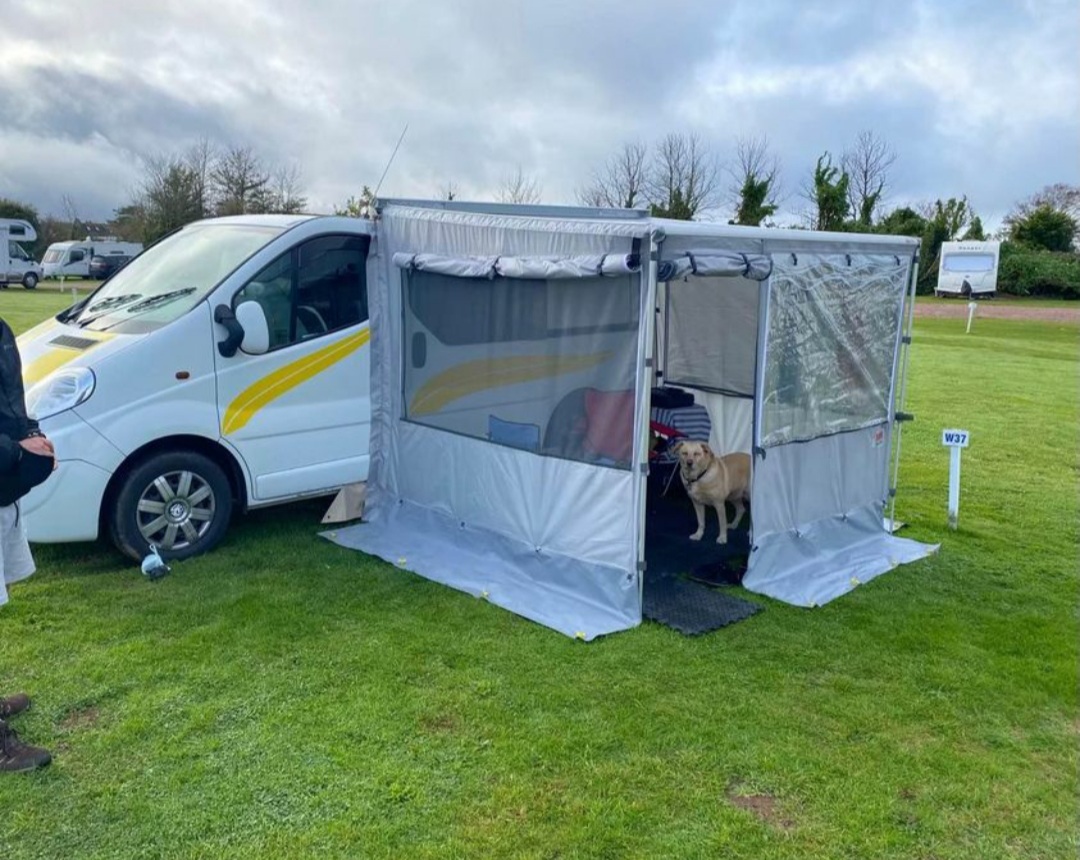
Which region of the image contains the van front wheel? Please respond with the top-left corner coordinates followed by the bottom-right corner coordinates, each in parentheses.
top-left (111, 451), bottom-right (233, 561)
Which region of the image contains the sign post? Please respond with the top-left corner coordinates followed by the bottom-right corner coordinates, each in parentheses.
top-left (966, 301), bottom-right (977, 333)
top-left (941, 429), bottom-right (970, 528)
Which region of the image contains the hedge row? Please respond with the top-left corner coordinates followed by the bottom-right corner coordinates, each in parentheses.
top-left (997, 244), bottom-right (1080, 298)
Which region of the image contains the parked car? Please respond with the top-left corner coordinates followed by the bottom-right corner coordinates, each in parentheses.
top-left (88, 254), bottom-right (132, 280)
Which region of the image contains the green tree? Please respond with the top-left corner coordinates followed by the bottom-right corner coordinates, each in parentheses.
top-left (876, 206), bottom-right (927, 238)
top-left (1009, 204), bottom-right (1076, 252)
top-left (0, 197), bottom-right (40, 229)
top-left (335, 185), bottom-right (376, 218)
top-left (807, 153), bottom-right (850, 231)
top-left (728, 135), bottom-right (781, 226)
top-left (734, 175), bottom-right (777, 226)
top-left (143, 158), bottom-right (204, 242)
top-left (961, 215), bottom-right (987, 241)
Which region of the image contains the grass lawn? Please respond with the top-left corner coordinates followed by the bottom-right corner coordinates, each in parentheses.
top-left (0, 295), bottom-right (1076, 859)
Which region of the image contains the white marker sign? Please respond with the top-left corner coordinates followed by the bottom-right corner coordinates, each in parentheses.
top-left (941, 429), bottom-right (969, 448)
top-left (942, 428), bottom-right (970, 528)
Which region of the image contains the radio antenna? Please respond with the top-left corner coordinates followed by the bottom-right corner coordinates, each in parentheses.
top-left (373, 123), bottom-right (409, 199)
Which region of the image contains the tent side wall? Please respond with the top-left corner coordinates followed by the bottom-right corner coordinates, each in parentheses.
top-left (335, 206), bottom-right (654, 640)
top-left (743, 248), bottom-right (937, 604)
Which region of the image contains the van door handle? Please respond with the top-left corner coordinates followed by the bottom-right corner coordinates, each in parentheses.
top-left (214, 304), bottom-right (245, 357)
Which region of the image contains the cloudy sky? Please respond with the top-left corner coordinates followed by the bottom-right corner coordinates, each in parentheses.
top-left (1, 0), bottom-right (1076, 231)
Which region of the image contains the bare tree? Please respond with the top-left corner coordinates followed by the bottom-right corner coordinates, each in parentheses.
top-left (497, 166), bottom-right (542, 205)
top-left (646, 132), bottom-right (720, 220)
top-left (577, 142), bottom-right (648, 209)
top-left (61, 194), bottom-right (82, 238)
top-left (841, 130), bottom-right (897, 226)
top-left (440, 181), bottom-right (458, 201)
top-left (267, 163), bottom-right (308, 214)
top-left (727, 135), bottom-right (782, 226)
top-left (184, 136), bottom-right (218, 218)
top-left (1001, 182), bottom-right (1080, 239)
top-left (212, 145), bottom-right (270, 215)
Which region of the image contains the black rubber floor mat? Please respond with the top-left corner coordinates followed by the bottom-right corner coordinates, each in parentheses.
top-left (643, 573), bottom-right (762, 636)
top-left (644, 478), bottom-right (750, 582)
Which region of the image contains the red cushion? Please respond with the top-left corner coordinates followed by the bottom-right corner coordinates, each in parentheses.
top-left (583, 389), bottom-right (635, 461)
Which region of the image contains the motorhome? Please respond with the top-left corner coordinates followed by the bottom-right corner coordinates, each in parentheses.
top-left (41, 238), bottom-right (143, 279)
top-left (16, 200), bottom-right (932, 637)
top-left (935, 240), bottom-right (1000, 298)
top-left (0, 218), bottom-right (43, 289)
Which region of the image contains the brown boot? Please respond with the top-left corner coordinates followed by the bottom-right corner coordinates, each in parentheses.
top-left (0, 694), bottom-right (30, 718)
top-left (0, 720), bottom-right (52, 773)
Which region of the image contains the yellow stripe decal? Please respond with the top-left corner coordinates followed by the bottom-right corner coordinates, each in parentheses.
top-left (409, 352), bottom-right (613, 417)
top-left (223, 328), bottom-right (371, 435)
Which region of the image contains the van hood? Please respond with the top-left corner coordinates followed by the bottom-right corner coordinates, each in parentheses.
top-left (16, 317), bottom-right (145, 388)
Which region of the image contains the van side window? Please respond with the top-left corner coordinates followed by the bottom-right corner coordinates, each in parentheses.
top-left (69, 250), bottom-right (85, 263)
top-left (234, 234), bottom-right (369, 351)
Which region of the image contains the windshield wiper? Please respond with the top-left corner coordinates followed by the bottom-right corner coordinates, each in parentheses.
top-left (95, 288), bottom-right (198, 331)
top-left (75, 294), bottom-right (144, 327)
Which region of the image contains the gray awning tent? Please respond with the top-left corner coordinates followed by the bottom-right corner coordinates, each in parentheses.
top-left (327, 202), bottom-right (937, 639)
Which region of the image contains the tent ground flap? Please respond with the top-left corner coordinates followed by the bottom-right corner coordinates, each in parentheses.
top-left (322, 500), bottom-right (640, 641)
top-left (743, 504), bottom-right (938, 607)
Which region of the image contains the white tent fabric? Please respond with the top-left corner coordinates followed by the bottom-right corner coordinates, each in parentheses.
top-left (332, 205), bottom-right (654, 640)
top-left (657, 251), bottom-right (771, 282)
top-left (324, 202), bottom-right (935, 640)
top-left (392, 251), bottom-right (641, 279)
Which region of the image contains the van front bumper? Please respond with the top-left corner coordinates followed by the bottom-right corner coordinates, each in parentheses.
top-left (20, 411), bottom-right (125, 544)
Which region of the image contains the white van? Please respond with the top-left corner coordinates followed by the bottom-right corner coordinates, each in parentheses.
top-left (935, 240), bottom-right (1000, 298)
top-left (0, 218), bottom-right (44, 289)
top-left (17, 214), bottom-right (373, 559)
top-left (42, 239), bottom-right (144, 279)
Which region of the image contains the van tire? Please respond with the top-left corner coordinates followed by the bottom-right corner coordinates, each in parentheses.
top-left (111, 451), bottom-right (233, 561)
top-left (22, 273), bottom-right (38, 289)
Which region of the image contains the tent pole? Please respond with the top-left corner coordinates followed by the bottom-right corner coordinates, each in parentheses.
top-left (888, 254), bottom-right (920, 530)
top-left (636, 232), bottom-right (661, 611)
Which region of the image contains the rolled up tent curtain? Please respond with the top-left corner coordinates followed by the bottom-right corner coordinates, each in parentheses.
top-left (657, 252), bottom-right (772, 282)
top-left (392, 251), bottom-right (641, 280)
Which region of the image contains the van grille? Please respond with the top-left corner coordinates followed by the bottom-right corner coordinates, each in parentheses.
top-left (49, 335), bottom-right (99, 351)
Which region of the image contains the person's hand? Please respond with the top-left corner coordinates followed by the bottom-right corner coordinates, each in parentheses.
top-left (20, 436), bottom-right (54, 458)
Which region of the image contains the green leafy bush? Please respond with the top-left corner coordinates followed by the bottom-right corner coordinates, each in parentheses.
top-left (998, 242), bottom-right (1080, 298)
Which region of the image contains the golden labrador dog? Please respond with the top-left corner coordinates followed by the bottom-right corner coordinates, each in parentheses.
top-left (674, 441), bottom-right (751, 544)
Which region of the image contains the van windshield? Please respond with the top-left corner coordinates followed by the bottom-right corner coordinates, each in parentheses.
top-left (67, 224), bottom-right (285, 333)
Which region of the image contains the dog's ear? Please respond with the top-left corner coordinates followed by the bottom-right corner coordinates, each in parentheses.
top-left (702, 443), bottom-right (713, 458)
top-left (672, 440), bottom-right (686, 455)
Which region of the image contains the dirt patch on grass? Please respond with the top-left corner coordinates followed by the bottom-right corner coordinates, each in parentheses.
top-left (59, 706), bottom-right (100, 731)
top-left (419, 712), bottom-right (459, 734)
top-left (727, 791), bottom-right (795, 830)
top-left (915, 300), bottom-right (1080, 324)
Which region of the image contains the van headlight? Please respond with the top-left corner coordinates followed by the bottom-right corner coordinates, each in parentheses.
top-left (25, 367), bottom-right (96, 420)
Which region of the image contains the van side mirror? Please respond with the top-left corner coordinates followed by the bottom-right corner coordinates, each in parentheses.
top-left (236, 301), bottom-right (270, 354)
top-left (214, 304), bottom-right (245, 357)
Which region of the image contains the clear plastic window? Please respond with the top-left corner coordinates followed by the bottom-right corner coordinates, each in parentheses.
top-left (402, 270), bottom-right (641, 468)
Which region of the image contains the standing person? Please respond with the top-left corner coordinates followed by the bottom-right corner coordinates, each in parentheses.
top-left (0, 315), bottom-right (56, 773)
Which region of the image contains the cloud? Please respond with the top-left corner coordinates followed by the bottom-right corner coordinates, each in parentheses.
top-left (0, 0), bottom-right (1075, 231)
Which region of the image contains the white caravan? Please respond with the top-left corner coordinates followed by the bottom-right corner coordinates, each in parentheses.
top-left (0, 218), bottom-right (43, 289)
top-left (41, 239), bottom-right (144, 279)
top-left (18, 214), bottom-right (373, 559)
top-left (935, 240), bottom-right (1000, 298)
